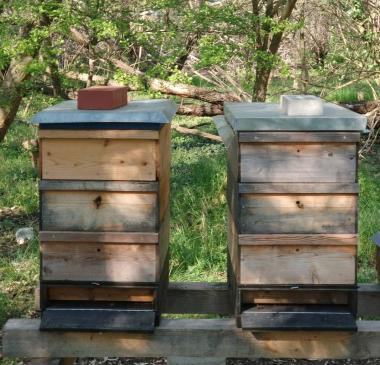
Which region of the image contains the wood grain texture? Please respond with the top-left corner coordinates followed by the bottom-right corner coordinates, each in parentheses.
top-left (4, 318), bottom-right (380, 359)
top-left (377, 246), bottom-right (380, 283)
top-left (40, 307), bottom-right (156, 332)
top-left (46, 286), bottom-right (155, 302)
top-left (240, 194), bottom-right (357, 234)
top-left (38, 129), bottom-right (159, 139)
top-left (34, 282), bottom-right (380, 316)
top-left (41, 242), bottom-right (157, 282)
top-left (38, 129), bottom-right (158, 139)
top-left (39, 231), bottom-right (158, 244)
top-left (241, 289), bottom-right (349, 305)
top-left (165, 282), bottom-right (231, 315)
top-left (41, 138), bottom-right (157, 181)
top-left (238, 132), bottom-right (361, 143)
top-left (158, 208), bottom-right (170, 277)
top-left (240, 143), bottom-right (357, 183)
top-left (238, 183), bottom-right (359, 194)
top-left (240, 245), bottom-right (356, 285)
top-left (39, 180), bottom-right (158, 192)
top-left (238, 234), bottom-right (358, 246)
top-left (158, 124), bottom-right (171, 222)
top-left (41, 191), bottom-right (158, 232)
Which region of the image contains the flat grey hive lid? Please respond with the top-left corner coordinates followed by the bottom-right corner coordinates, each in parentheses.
top-left (31, 99), bottom-right (178, 125)
top-left (224, 99), bottom-right (366, 132)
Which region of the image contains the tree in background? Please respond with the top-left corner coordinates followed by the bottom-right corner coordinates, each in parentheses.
top-left (1, 0), bottom-right (379, 141)
top-left (0, 0), bottom-right (63, 140)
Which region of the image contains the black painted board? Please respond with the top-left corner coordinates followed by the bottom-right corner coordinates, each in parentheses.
top-left (40, 305), bottom-right (156, 332)
top-left (39, 123), bottom-right (163, 130)
top-left (241, 305), bottom-right (357, 331)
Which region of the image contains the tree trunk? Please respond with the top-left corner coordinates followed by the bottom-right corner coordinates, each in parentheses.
top-left (49, 62), bottom-right (63, 97)
top-left (252, 65), bottom-right (271, 102)
top-left (86, 58), bottom-right (95, 88)
top-left (0, 94), bottom-right (22, 141)
top-left (0, 57), bottom-right (33, 142)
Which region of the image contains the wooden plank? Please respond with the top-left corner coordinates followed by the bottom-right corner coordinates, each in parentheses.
top-left (39, 180), bottom-right (158, 192)
top-left (240, 194), bottom-right (357, 234)
top-left (241, 289), bottom-right (349, 305)
top-left (358, 284), bottom-right (380, 316)
top-left (214, 116), bottom-right (240, 294)
top-left (240, 143), bottom-right (357, 183)
top-left (41, 138), bottom-right (157, 181)
top-left (158, 208), bottom-right (170, 277)
top-left (165, 282), bottom-right (232, 315)
top-left (41, 243), bottom-right (157, 282)
top-left (38, 129), bottom-right (159, 139)
top-left (374, 233), bottom-right (380, 282)
top-left (34, 282), bottom-right (380, 316)
top-left (167, 357), bottom-right (225, 365)
top-left (46, 286), bottom-right (155, 302)
top-left (238, 183), bottom-right (359, 194)
top-left (41, 191), bottom-right (157, 232)
top-left (40, 307), bottom-right (155, 332)
top-left (377, 246), bottom-right (380, 283)
top-left (238, 234), bottom-right (358, 246)
top-left (238, 132), bottom-right (361, 143)
top-left (241, 305), bottom-right (357, 331)
top-left (158, 123), bottom-right (171, 222)
top-left (39, 231), bottom-right (158, 244)
top-left (240, 245), bottom-right (356, 285)
top-left (3, 318), bottom-right (380, 359)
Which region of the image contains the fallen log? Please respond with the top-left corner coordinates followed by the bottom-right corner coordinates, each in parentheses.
top-left (64, 72), bottom-right (225, 116)
top-left (345, 101), bottom-right (380, 114)
top-left (178, 103), bottom-right (223, 116)
top-left (171, 124), bottom-right (222, 143)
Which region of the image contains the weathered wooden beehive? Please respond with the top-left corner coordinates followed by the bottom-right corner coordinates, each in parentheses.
top-left (215, 95), bottom-right (366, 331)
top-left (32, 99), bottom-right (177, 332)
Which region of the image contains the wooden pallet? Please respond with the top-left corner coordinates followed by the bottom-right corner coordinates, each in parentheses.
top-left (3, 282), bottom-right (380, 364)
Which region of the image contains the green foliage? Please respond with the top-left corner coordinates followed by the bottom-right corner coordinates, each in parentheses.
top-left (197, 35), bottom-right (235, 69)
top-left (114, 70), bottom-right (145, 90)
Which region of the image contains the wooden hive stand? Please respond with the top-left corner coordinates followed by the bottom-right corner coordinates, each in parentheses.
top-left (2, 282), bottom-right (380, 364)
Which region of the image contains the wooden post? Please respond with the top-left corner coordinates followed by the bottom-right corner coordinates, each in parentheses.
top-left (373, 232), bottom-right (380, 282)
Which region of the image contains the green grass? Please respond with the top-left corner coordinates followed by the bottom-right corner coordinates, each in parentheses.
top-left (0, 93), bottom-right (379, 333)
top-left (358, 148), bottom-right (380, 282)
top-left (170, 116), bottom-right (227, 281)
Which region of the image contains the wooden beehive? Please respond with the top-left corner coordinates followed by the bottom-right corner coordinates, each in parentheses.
top-left (215, 96), bottom-right (366, 331)
top-left (32, 99), bottom-right (177, 332)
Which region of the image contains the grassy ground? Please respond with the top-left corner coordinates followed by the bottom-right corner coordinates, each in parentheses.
top-left (0, 93), bottom-right (379, 336)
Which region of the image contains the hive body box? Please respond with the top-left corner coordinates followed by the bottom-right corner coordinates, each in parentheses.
top-left (32, 99), bottom-right (177, 332)
top-left (215, 97), bottom-right (366, 331)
